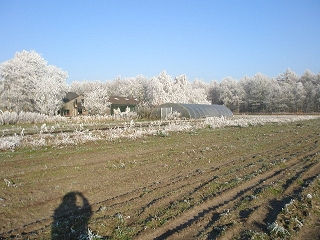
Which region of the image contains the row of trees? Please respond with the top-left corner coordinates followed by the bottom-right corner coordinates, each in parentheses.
top-left (1, 50), bottom-right (320, 116)
top-left (214, 69), bottom-right (320, 113)
top-left (69, 71), bottom-right (210, 114)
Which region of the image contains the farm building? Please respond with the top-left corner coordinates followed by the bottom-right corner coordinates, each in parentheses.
top-left (109, 96), bottom-right (140, 115)
top-left (60, 92), bottom-right (88, 117)
top-left (151, 103), bottom-right (233, 119)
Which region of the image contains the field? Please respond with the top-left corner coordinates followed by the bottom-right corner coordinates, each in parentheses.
top-left (1, 116), bottom-right (320, 239)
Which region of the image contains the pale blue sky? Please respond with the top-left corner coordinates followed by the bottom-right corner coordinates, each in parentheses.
top-left (1, 0), bottom-right (320, 83)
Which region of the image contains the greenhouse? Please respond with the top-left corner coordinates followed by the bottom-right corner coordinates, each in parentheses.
top-left (151, 103), bottom-right (233, 119)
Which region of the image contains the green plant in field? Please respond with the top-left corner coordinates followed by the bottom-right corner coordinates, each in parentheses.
top-left (261, 184), bottom-right (283, 197)
top-left (113, 225), bottom-right (135, 240)
top-left (144, 214), bottom-right (167, 229)
top-left (203, 182), bottom-right (220, 197)
top-left (237, 196), bottom-right (254, 212)
top-left (111, 213), bottom-right (135, 240)
top-left (211, 223), bottom-right (234, 238)
top-left (267, 221), bottom-right (290, 238)
top-left (156, 130), bottom-right (168, 137)
top-left (236, 229), bottom-right (268, 240)
top-left (297, 179), bottom-right (304, 186)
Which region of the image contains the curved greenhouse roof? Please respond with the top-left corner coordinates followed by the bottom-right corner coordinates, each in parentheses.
top-left (151, 103), bottom-right (233, 119)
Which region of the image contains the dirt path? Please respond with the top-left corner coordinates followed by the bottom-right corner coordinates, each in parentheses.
top-left (1, 119), bottom-right (320, 239)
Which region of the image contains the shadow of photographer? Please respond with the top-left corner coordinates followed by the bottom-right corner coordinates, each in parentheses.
top-left (51, 191), bottom-right (92, 240)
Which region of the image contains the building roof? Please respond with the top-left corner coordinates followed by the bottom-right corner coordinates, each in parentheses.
top-left (63, 92), bottom-right (79, 103)
top-left (109, 96), bottom-right (140, 105)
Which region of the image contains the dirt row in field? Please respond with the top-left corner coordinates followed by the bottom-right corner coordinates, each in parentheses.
top-left (138, 147), bottom-right (320, 239)
top-left (1, 119), bottom-right (320, 239)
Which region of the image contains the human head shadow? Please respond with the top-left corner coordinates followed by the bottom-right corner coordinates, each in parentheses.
top-left (51, 191), bottom-right (92, 240)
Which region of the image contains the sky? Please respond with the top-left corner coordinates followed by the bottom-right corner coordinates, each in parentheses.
top-left (1, 0), bottom-right (320, 84)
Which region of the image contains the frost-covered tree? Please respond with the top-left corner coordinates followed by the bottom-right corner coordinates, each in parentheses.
top-left (315, 73), bottom-right (320, 112)
top-left (264, 78), bottom-right (282, 112)
top-left (66, 68), bottom-right (320, 115)
top-left (69, 80), bottom-right (110, 114)
top-left (143, 71), bottom-right (209, 106)
top-left (33, 65), bottom-right (68, 115)
top-left (191, 78), bottom-right (211, 103)
top-left (300, 70), bottom-right (319, 112)
top-left (133, 74), bottom-right (149, 101)
top-left (106, 75), bottom-right (148, 101)
top-left (208, 80), bottom-right (222, 105)
top-left (0, 50), bottom-right (68, 115)
top-left (69, 80), bottom-right (95, 95)
top-left (240, 73), bottom-right (273, 112)
top-left (0, 50), bottom-right (46, 112)
top-left (83, 81), bottom-right (110, 114)
top-left (276, 68), bottom-right (299, 112)
top-left (172, 74), bottom-right (189, 103)
top-left (107, 76), bottom-right (130, 97)
top-left (292, 82), bottom-right (306, 112)
top-left (219, 77), bottom-right (244, 112)
top-left (145, 71), bottom-right (172, 106)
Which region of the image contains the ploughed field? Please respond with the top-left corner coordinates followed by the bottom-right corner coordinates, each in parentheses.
top-left (1, 118), bottom-right (320, 239)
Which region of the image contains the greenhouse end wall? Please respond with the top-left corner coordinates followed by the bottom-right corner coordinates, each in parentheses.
top-left (151, 103), bottom-right (233, 119)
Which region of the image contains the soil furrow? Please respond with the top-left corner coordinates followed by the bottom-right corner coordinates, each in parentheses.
top-left (1, 118), bottom-right (320, 239)
top-left (136, 145), bottom-right (320, 239)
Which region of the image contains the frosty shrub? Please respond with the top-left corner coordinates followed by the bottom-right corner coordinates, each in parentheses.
top-left (136, 102), bottom-right (153, 119)
top-left (0, 135), bottom-right (22, 150)
top-left (108, 106), bottom-right (138, 121)
top-left (121, 111), bottom-right (138, 121)
top-left (267, 221), bottom-right (290, 237)
top-left (203, 117), bottom-right (229, 128)
top-left (71, 114), bottom-right (113, 124)
top-left (0, 111), bottom-right (19, 125)
top-left (201, 115), bottom-right (320, 129)
top-left (164, 120), bottom-right (191, 132)
top-left (18, 111), bottom-right (66, 124)
top-left (0, 111), bottom-right (67, 125)
top-left (166, 111), bottom-right (182, 120)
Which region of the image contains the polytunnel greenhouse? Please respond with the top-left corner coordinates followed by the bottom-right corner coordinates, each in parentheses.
top-left (151, 103), bottom-right (233, 119)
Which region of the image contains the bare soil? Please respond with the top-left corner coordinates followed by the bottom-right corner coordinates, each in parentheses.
top-left (1, 119), bottom-right (320, 239)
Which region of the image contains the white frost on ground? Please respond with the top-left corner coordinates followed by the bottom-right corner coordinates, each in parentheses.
top-left (0, 115), bottom-right (319, 150)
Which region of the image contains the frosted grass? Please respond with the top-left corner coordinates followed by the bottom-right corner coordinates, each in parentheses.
top-left (0, 115), bottom-right (319, 150)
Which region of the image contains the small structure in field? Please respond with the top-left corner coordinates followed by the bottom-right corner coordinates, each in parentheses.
top-left (151, 103), bottom-right (233, 119)
top-left (60, 92), bottom-right (87, 117)
top-left (109, 96), bottom-right (139, 115)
